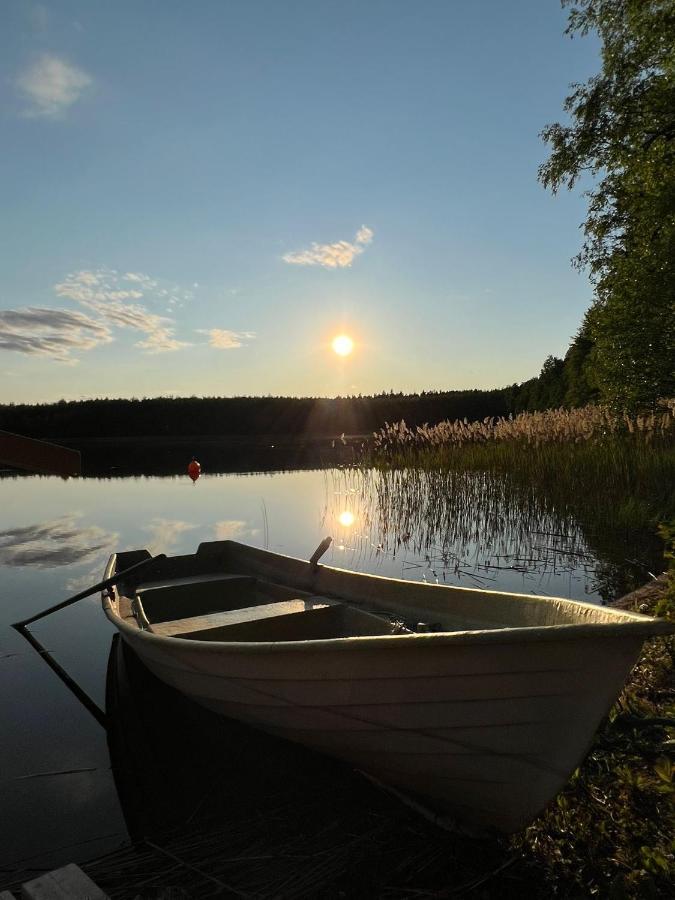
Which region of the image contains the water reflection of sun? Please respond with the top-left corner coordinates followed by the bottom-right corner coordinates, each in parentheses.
top-left (338, 510), bottom-right (355, 527)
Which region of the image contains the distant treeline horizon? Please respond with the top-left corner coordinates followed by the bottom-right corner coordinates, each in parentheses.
top-left (0, 354), bottom-right (596, 441)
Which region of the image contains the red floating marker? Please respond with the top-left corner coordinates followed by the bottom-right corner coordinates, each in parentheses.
top-left (187, 457), bottom-right (201, 482)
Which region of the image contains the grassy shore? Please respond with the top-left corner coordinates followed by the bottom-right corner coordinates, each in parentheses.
top-left (510, 575), bottom-right (674, 897)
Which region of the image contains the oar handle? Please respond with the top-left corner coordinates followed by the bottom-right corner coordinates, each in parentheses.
top-left (12, 553), bottom-right (167, 629)
top-left (310, 536), bottom-right (332, 570)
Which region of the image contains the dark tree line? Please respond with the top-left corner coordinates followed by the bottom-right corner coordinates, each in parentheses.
top-left (0, 356), bottom-right (605, 442)
top-left (0, 390), bottom-right (515, 441)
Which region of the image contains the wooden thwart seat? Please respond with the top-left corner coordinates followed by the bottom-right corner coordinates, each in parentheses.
top-left (148, 597), bottom-right (335, 638)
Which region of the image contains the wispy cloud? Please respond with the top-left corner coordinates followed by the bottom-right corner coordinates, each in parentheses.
top-left (16, 54), bottom-right (92, 118)
top-left (197, 328), bottom-right (256, 349)
top-left (135, 329), bottom-right (188, 353)
top-left (123, 272), bottom-right (158, 289)
top-left (0, 307), bottom-right (112, 363)
top-left (354, 226), bottom-right (374, 245)
top-left (282, 225), bottom-right (374, 269)
top-left (54, 269), bottom-right (191, 353)
top-left (0, 268), bottom-right (193, 363)
top-left (0, 268), bottom-right (253, 363)
top-left (54, 268), bottom-right (144, 304)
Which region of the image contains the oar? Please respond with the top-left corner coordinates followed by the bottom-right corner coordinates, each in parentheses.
top-left (11, 553), bottom-right (166, 728)
top-left (12, 553), bottom-right (166, 630)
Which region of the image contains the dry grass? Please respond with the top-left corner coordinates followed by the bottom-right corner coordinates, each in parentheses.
top-left (373, 401), bottom-right (675, 453)
top-left (367, 403), bottom-right (675, 535)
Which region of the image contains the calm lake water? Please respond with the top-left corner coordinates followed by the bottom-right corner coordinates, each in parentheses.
top-left (0, 463), bottom-right (660, 883)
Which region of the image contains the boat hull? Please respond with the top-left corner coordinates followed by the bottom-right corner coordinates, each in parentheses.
top-left (117, 624), bottom-right (642, 833)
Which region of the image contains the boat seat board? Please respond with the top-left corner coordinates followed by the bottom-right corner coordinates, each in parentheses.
top-left (148, 597), bottom-right (336, 637)
top-left (137, 574), bottom-right (316, 623)
top-left (153, 600), bottom-right (402, 642)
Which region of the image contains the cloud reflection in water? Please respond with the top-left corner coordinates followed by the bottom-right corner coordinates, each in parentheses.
top-left (0, 516), bottom-right (117, 568)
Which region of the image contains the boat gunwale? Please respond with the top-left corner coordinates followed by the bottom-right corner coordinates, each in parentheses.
top-left (101, 548), bottom-right (675, 655)
top-left (211, 541), bottom-right (669, 625)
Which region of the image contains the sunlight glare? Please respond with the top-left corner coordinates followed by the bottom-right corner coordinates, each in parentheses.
top-left (338, 510), bottom-right (355, 527)
top-left (332, 334), bottom-right (354, 356)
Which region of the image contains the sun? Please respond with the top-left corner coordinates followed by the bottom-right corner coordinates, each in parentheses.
top-left (338, 510), bottom-right (355, 527)
top-left (332, 334), bottom-right (354, 357)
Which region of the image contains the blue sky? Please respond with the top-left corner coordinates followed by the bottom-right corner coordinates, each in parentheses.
top-left (0, 0), bottom-right (600, 403)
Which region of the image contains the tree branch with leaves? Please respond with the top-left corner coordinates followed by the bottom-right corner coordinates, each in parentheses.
top-left (540, 0), bottom-right (675, 410)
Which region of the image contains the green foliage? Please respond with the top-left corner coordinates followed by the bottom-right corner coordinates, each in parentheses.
top-left (521, 355), bottom-right (567, 411)
top-left (562, 321), bottom-right (601, 407)
top-left (656, 519), bottom-right (675, 618)
top-left (511, 343), bottom-right (596, 413)
top-left (540, 0), bottom-right (675, 410)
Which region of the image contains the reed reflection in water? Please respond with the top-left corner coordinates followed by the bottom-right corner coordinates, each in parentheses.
top-left (324, 467), bottom-right (628, 602)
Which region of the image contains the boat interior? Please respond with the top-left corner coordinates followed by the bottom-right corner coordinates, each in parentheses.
top-left (126, 570), bottom-right (409, 643)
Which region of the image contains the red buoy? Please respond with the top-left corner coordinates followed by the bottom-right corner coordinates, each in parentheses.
top-left (187, 457), bottom-right (201, 482)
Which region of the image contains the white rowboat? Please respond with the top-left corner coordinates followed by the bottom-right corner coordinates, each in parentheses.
top-left (102, 539), bottom-right (673, 833)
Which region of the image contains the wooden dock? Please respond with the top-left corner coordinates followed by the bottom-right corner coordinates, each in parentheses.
top-left (2, 864), bottom-right (108, 899)
top-left (0, 430), bottom-right (80, 477)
